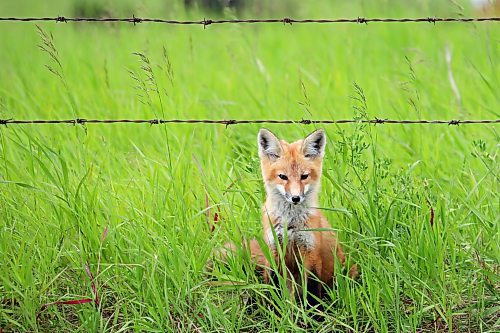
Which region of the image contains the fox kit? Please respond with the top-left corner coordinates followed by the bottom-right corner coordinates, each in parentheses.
top-left (256, 128), bottom-right (357, 302)
top-left (216, 129), bottom-right (357, 302)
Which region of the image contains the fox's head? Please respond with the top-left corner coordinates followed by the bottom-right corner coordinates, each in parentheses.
top-left (258, 128), bottom-right (326, 207)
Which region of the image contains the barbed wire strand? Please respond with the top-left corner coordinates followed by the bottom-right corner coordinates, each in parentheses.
top-left (0, 16), bottom-right (498, 27)
top-left (0, 118), bottom-right (499, 127)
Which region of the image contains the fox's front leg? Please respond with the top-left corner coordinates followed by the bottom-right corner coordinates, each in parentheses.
top-left (263, 248), bottom-right (281, 287)
top-left (304, 258), bottom-right (323, 306)
top-left (263, 259), bottom-right (297, 300)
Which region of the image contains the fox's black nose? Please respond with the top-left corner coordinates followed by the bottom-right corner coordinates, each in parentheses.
top-left (291, 196), bottom-right (301, 203)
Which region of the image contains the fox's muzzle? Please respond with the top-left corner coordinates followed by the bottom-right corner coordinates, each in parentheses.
top-left (285, 192), bottom-right (305, 205)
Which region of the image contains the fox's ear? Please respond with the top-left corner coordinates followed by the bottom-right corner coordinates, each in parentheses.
top-left (302, 129), bottom-right (326, 159)
top-left (258, 128), bottom-right (282, 160)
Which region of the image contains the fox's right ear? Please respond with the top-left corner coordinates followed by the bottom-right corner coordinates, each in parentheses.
top-left (258, 128), bottom-right (282, 160)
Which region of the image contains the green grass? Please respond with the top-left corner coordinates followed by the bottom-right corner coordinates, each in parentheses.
top-left (0, 0), bottom-right (499, 332)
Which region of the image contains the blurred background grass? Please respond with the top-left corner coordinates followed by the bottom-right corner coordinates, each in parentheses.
top-left (0, 0), bottom-right (498, 332)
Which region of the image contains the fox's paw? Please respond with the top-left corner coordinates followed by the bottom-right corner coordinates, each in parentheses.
top-left (348, 264), bottom-right (360, 280)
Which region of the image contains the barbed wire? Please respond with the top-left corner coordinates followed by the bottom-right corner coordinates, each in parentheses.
top-left (0, 118), bottom-right (498, 127)
top-left (0, 16), bottom-right (498, 27)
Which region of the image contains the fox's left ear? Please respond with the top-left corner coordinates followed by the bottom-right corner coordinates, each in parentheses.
top-left (302, 129), bottom-right (326, 159)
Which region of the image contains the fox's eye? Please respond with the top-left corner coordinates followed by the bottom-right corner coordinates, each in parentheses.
top-left (278, 174), bottom-right (288, 181)
top-left (301, 174), bottom-right (309, 180)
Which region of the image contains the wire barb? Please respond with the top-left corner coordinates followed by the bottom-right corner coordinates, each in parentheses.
top-left (74, 118), bottom-right (87, 125)
top-left (224, 119), bottom-right (237, 128)
top-left (132, 14), bottom-right (142, 26)
top-left (357, 17), bottom-right (367, 24)
top-left (373, 118), bottom-right (387, 124)
top-left (56, 16), bottom-right (67, 23)
top-left (203, 18), bottom-right (213, 29)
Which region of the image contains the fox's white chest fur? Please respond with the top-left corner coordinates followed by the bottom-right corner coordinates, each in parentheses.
top-left (265, 195), bottom-right (316, 251)
top-left (258, 128), bottom-right (327, 254)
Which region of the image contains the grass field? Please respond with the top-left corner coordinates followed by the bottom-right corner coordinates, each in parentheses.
top-left (0, 0), bottom-right (499, 332)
